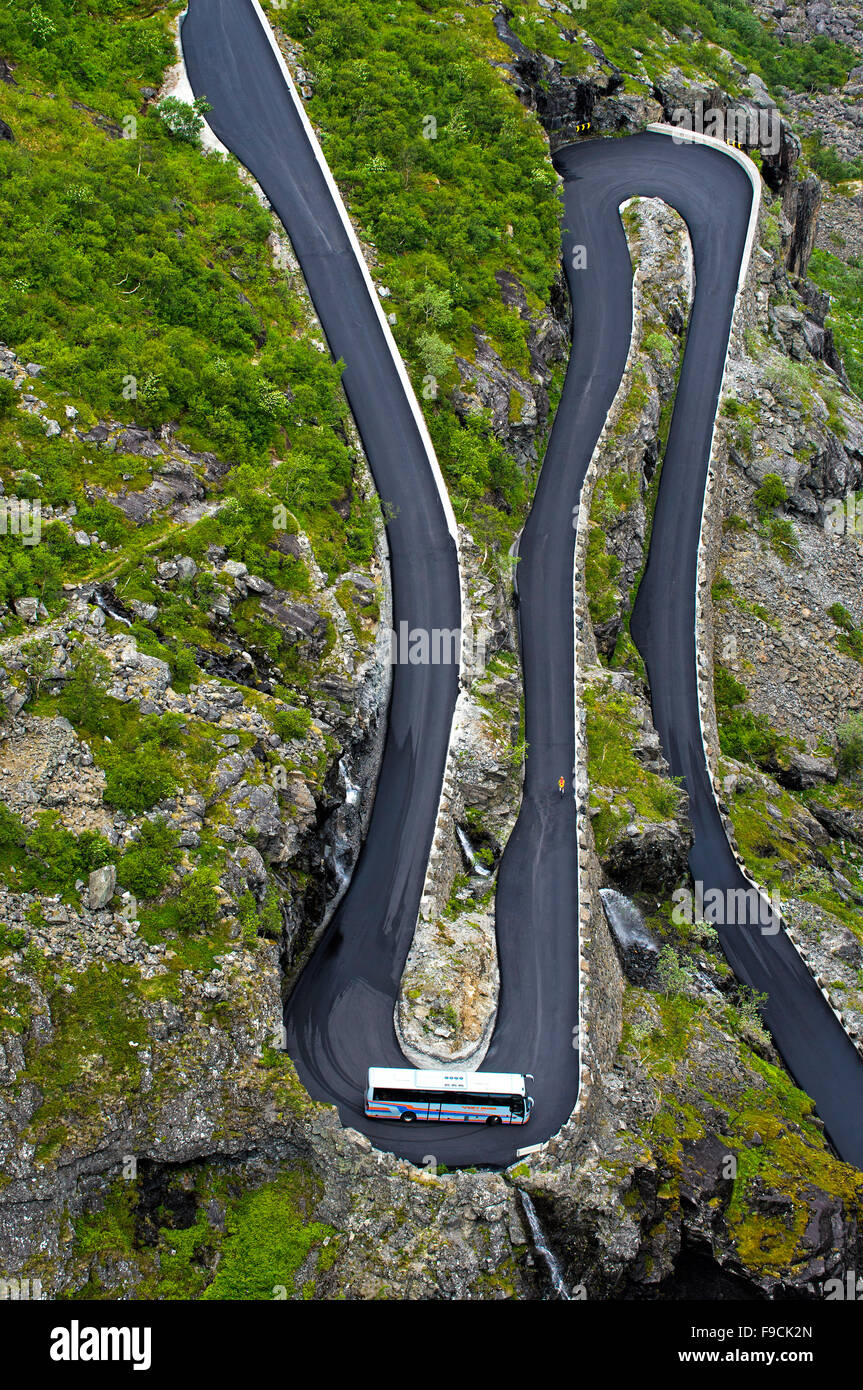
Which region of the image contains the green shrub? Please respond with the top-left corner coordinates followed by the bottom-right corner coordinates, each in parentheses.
top-left (643, 330), bottom-right (675, 364)
top-left (272, 706), bottom-right (311, 742)
top-left (168, 643), bottom-right (198, 690)
top-left (117, 819), bottom-right (181, 899)
top-left (837, 715), bottom-right (863, 776)
top-left (176, 866), bottom-right (220, 933)
top-left (754, 472), bottom-right (788, 517)
top-left (102, 742), bottom-right (178, 813)
top-left (58, 647), bottom-right (113, 737)
top-left (656, 945), bottom-right (692, 997)
top-left (23, 813), bottom-right (114, 892)
top-left (0, 378), bottom-right (18, 419)
top-left (0, 802), bottom-right (25, 851)
top-left (804, 132), bottom-right (863, 186)
top-left (769, 516), bottom-right (798, 563)
top-left (828, 602), bottom-right (863, 663)
top-left (714, 666), bottom-right (748, 708)
top-left (808, 250), bottom-right (863, 397)
top-left (157, 97), bottom-right (212, 145)
top-left (715, 667), bottom-right (786, 765)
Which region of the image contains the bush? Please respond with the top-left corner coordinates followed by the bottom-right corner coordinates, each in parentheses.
top-left (769, 516), bottom-right (798, 563)
top-left (416, 330), bottom-right (454, 379)
top-left (102, 742), bottom-right (178, 813)
top-left (656, 945), bottom-right (693, 997)
top-left (58, 646), bottom-right (113, 737)
top-left (754, 472), bottom-right (788, 517)
top-left (828, 602), bottom-right (863, 663)
top-left (804, 132), bottom-right (863, 186)
top-left (157, 96), bottom-right (212, 145)
top-left (837, 715), bottom-right (863, 776)
top-left (23, 813), bottom-right (114, 892)
top-left (117, 819), bottom-right (181, 899)
top-left (0, 802), bottom-right (25, 851)
top-left (176, 866), bottom-right (221, 933)
top-left (272, 706), bottom-right (311, 742)
top-left (714, 666), bottom-right (748, 708)
top-left (168, 643), bottom-right (198, 690)
top-left (0, 378), bottom-right (18, 419)
top-left (719, 707), bottom-right (785, 766)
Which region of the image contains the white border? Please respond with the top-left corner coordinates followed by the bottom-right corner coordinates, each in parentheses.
top-left (243, 1), bottom-right (460, 546)
top-left (178, 2), bottom-right (470, 1023)
top-left (237, 7), bottom-right (471, 922)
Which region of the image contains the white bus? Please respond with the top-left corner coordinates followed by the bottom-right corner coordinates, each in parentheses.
top-left (364, 1067), bottom-right (534, 1125)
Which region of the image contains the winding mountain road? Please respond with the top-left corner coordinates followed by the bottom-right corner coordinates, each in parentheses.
top-left (183, 0), bottom-right (863, 1169)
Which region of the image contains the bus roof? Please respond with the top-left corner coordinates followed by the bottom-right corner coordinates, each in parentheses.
top-left (367, 1067), bottom-right (526, 1096)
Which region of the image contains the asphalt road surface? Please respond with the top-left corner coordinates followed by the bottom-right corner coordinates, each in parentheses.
top-left (183, 0), bottom-right (863, 1169)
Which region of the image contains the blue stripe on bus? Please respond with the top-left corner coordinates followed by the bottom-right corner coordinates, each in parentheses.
top-left (365, 1104), bottom-right (524, 1123)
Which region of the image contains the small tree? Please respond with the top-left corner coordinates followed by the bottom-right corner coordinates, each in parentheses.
top-left (118, 819), bottom-right (180, 899)
top-left (103, 742), bottom-right (178, 813)
top-left (177, 866), bottom-right (221, 933)
top-left (417, 330), bottom-right (454, 379)
top-left (409, 282), bottom-right (452, 327)
top-left (59, 646), bottom-right (113, 736)
top-left (656, 945), bottom-right (692, 998)
top-left (837, 714), bottom-right (863, 776)
top-left (22, 637), bottom-right (55, 700)
top-left (157, 96), bottom-right (212, 145)
top-left (754, 472), bottom-right (788, 518)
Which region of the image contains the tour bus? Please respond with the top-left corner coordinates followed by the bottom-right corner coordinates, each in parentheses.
top-left (365, 1067), bottom-right (534, 1125)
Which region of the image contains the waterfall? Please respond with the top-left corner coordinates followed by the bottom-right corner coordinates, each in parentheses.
top-left (93, 589), bottom-right (132, 627)
top-left (599, 887), bottom-right (645, 940)
top-left (519, 1191), bottom-right (570, 1300)
top-left (599, 887), bottom-right (660, 987)
top-left (339, 758), bottom-right (360, 807)
top-left (456, 824), bottom-right (491, 878)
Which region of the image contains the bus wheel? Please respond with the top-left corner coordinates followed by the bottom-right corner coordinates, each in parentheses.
top-left (401, 1111), bottom-right (416, 1123)
top-left (486, 1116), bottom-right (502, 1126)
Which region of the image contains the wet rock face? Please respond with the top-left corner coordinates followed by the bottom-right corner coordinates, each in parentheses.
top-left (604, 820), bottom-right (692, 897)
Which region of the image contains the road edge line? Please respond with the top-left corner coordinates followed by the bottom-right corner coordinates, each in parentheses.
top-left (646, 124), bottom-right (862, 1056)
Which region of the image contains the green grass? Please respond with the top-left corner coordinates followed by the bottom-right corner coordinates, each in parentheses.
top-left (70, 1164), bottom-right (337, 1300)
top-left (18, 959), bottom-right (148, 1153)
top-left (265, 0), bottom-right (561, 558)
top-left (714, 667), bottom-right (790, 768)
top-left (0, 2), bottom-right (380, 628)
top-left (803, 132), bottom-right (863, 187)
top-left (828, 602), bottom-right (863, 665)
top-left (585, 679), bottom-right (682, 853)
top-left (621, 988), bottom-right (863, 1279)
top-left (809, 250), bottom-right (863, 398)
top-left (504, 0), bottom-right (857, 93)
